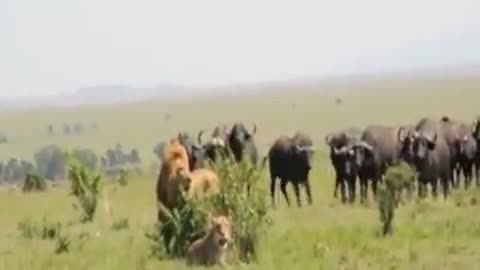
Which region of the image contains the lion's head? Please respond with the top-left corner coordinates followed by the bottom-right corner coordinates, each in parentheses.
top-left (209, 215), bottom-right (232, 249)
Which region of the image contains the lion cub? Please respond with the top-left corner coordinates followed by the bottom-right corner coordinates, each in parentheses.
top-left (186, 215), bottom-right (233, 267)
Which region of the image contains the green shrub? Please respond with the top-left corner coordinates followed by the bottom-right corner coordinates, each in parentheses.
top-left (55, 233), bottom-right (71, 254)
top-left (111, 218), bottom-right (130, 231)
top-left (377, 162), bottom-right (416, 236)
top-left (17, 218), bottom-right (38, 239)
top-left (22, 171), bottom-right (47, 192)
top-left (118, 168), bottom-right (129, 187)
top-left (17, 217), bottom-right (62, 240)
top-left (66, 152), bottom-right (103, 223)
top-left (147, 157), bottom-right (272, 264)
top-left (384, 162), bottom-right (416, 206)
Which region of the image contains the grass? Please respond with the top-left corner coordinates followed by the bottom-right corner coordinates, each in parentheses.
top-left (1, 83), bottom-right (480, 269)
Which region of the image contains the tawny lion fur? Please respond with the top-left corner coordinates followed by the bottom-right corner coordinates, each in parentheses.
top-left (186, 215), bottom-right (233, 267)
top-left (178, 168), bottom-right (221, 200)
top-left (156, 137), bottom-right (190, 218)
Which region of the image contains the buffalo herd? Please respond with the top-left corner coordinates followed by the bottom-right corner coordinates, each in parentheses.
top-left (157, 116), bottom-right (480, 209)
top-left (161, 122), bottom-right (315, 208)
top-left (326, 116), bottom-right (480, 204)
top-left (3, 116), bottom-right (480, 209)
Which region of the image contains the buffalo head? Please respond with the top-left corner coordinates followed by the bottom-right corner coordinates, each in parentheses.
top-left (412, 131), bottom-right (437, 163)
top-left (397, 126), bottom-right (415, 164)
top-left (293, 144), bottom-right (315, 169)
top-left (177, 131), bottom-right (205, 170)
top-left (228, 122), bottom-right (257, 162)
top-left (352, 141), bottom-right (374, 168)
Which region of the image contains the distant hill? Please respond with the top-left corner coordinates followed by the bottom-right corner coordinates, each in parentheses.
top-left (0, 64), bottom-right (479, 112)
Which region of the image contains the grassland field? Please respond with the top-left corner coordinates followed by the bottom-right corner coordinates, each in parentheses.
top-left (1, 82), bottom-right (480, 269)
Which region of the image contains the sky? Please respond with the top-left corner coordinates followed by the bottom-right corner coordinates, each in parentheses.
top-left (1, 0), bottom-right (480, 99)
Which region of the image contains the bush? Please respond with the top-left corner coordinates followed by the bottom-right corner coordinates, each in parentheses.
top-left (377, 162), bottom-right (416, 236)
top-left (34, 144), bottom-right (66, 181)
top-left (118, 168), bottom-right (129, 187)
top-left (384, 162), bottom-right (416, 206)
top-left (17, 217), bottom-right (62, 240)
top-left (111, 218), bottom-right (130, 231)
top-left (147, 157), bottom-right (272, 264)
top-left (22, 171), bottom-right (47, 192)
top-left (66, 152), bottom-right (103, 223)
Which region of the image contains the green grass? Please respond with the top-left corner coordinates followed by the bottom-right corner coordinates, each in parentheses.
top-left (1, 83), bottom-right (480, 269)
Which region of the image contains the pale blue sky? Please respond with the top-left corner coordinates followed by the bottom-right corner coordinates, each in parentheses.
top-left (1, 0), bottom-right (480, 98)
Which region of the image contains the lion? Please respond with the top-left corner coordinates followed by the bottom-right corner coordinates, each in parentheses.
top-left (186, 214), bottom-right (233, 267)
top-left (156, 137), bottom-right (190, 217)
top-left (178, 168), bottom-right (220, 200)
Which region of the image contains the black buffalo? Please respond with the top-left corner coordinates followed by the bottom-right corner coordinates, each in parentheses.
top-left (439, 117), bottom-right (465, 188)
top-left (325, 128), bottom-right (362, 203)
top-left (177, 131), bottom-right (205, 171)
top-left (412, 118), bottom-right (451, 199)
top-left (227, 122), bottom-right (258, 166)
top-left (197, 124), bottom-right (231, 164)
top-left (456, 123), bottom-right (478, 188)
top-left (471, 116), bottom-right (480, 185)
top-left (351, 125), bottom-right (414, 203)
top-left (267, 132), bottom-right (315, 207)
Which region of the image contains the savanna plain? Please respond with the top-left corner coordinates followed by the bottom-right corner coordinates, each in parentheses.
top-left (1, 79), bottom-right (480, 269)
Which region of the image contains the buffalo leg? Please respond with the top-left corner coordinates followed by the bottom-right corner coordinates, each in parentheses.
top-left (293, 182), bottom-right (301, 207)
top-left (359, 176), bottom-right (366, 203)
top-left (466, 163), bottom-right (473, 189)
top-left (371, 179), bottom-right (378, 200)
top-left (456, 165), bottom-right (462, 189)
top-left (270, 176), bottom-right (277, 207)
top-left (441, 174), bottom-right (449, 199)
top-left (333, 173), bottom-right (340, 198)
top-left (304, 180), bottom-right (313, 205)
top-left (418, 179), bottom-right (426, 199)
top-left (280, 179), bottom-right (290, 206)
top-left (431, 178), bottom-right (439, 199)
top-left (340, 177), bottom-right (347, 203)
top-left (475, 160), bottom-right (480, 187)
top-left (348, 176), bottom-right (356, 203)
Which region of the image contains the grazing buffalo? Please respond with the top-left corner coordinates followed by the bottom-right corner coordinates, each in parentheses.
top-left (227, 122), bottom-right (259, 166)
top-left (325, 128), bottom-right (362, 203)
top-left (351, 125), bottom-right (414, 203)
top-left (412, 118), bottom-right (451, 199)
top-left (471, 116), bottom-right (480, 184)
top-left (267, 132), bottom-right (315, 207)
top-left (177, 131), bottom-right (205, 171)
top-left (197, 124), bottom-right (231, 164)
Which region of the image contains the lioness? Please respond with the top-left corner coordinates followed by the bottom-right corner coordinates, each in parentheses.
top-left (186, 215), bottom-right (233, 267)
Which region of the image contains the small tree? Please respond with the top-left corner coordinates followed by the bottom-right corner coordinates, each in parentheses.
top-left (378, 162), bottom-right (416, 236)
top-left (66, 152), bottom-right (102, 223)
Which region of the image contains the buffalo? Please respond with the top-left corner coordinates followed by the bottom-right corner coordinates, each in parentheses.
top-left (325, 128), bottom-right (362, 203)
top-left (227, 122), bottom-right (259, 166)
top-left (439, 117), bottom-right (465, 188)
top-left (411, 118), bottom-right (451, 199)
top-left (351, 125), bottom-right (414, 203)
top-left (267, 132), bottom-right (315, 207)
top-left (471, 116), bottom-right (480, 184)
top-left (177, 131), bottom-right (205, 171)
top-left (456, 123), bottom-right (478, 188)
top-left (197, 124), bottom-right (231, 164)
